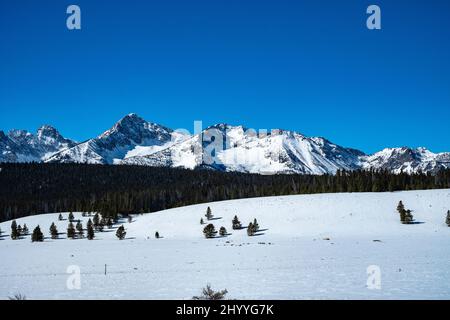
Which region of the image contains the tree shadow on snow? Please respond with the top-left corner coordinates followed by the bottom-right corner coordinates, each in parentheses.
top-left (208, 217), bottom-right (222, 221)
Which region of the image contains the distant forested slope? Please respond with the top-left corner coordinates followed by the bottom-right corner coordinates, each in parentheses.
top-left (1, 163), bottom-right (449, 222)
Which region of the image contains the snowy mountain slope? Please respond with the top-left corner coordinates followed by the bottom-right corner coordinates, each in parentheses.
top-left (45, 114), bottom-right (187, 164)
top-left (121, 124), bottom-right (365, 174)
top-left (2, 113), bottom-right (450, 174)
top-left (1, 189), bottom-right (449, 299)
top-left (0, 126), bottom-right (76, 163)
top-left (362, 147), bottom-right (450, 174)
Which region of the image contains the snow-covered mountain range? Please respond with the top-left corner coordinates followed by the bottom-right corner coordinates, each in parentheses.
top-left (1, 113), bottom-right (449, 174)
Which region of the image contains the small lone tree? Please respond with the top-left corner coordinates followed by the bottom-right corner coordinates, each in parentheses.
top-left (22, 224), bottom-right (29, 235)
top-left (247, 222), bottom-right (255, 236)
top-left (155, 231), bottom-right (160, 239)
top-left (116, 225), bottom-right (126, 240)
top-left (446, 210), bottom-right (450, 227)
top-left (50, 222), bottom-right (58, 239)
top-left (68, 212), bottom-right (75, 222)
top-left (203, 224), bottom-right (216, 238)
top-left (192, 284), bottom-right (228, 300)
top-left (76, 221), bottom-right (84, 238)
top-left (205, 207), bottom-right (213, 220)
top-left (67, 222), bottom-right (76, 239)
top-left (31, 226), bottom-right (44, 242)
top-left (87, 223), bottom-right (95, 240)
top-left (58, 213), bottom-right (63, 221)
top-left (232, 215), bottom-right (242, 230)
top-left (11, 220), bottom-right (19, 240)
top-left (128, 215), bottom-right (133, 223)
top-left (219, 226), bottom-right (227, 237)
top-left (200, 218), bottom-right (204, 225)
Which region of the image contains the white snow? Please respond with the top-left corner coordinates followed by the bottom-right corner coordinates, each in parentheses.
top-left (1, 189), bottom-right (450, 300)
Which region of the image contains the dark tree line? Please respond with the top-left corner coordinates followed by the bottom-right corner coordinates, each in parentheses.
top-left (1, 163), bottom-right (450, 222)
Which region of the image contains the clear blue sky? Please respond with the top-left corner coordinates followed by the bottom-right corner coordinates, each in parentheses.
top-left (1, 0), bottom-right (449, 154)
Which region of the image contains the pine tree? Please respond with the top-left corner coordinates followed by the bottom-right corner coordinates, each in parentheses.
top-left (68, 212), bottom-right (74, 222)
top-left (58, 213), bottom-right (63, 221)
top-left (155, 231), bottom-right (160, 239)
top-left (93, 213), bottom-right (100, 228)
top-left (107, 218), bottom-right (113, 229)
top-left (203, 224), bottom-right (216, 238)
top-left (200, 218), bottom-right (204, 225)
top-left (247, 222), bottom-right (255, 236)
top-left (67, 222), bottom-right (76, 239)
top-left (253, 218), bottom-right (260, 232)
top-left (50, 222), bottom-right (58, 239)
top-left (402, 210), bottom-right (414, 224)
top-left (397, 201), bottom-right (405, 214)
top-left (17, 225), bottom-right (23, 237)
top-left (87, 218), bottom-right (93, 229)
top-left (11, 220), bottom-right (19, 240)
top-left (116, 225), bottom-right (126, 240)
top-left (128, 215), bottom-right (133, 223)
top-left (219, 226), bottom-right (227, 237)
top-left (205, 207), bottom-right (213, 220)
top-left (446, 210), bottom-right (450, 227)
top-left (22, 224), bottom-right (29, 235)
top-left (76, 221), bottom-right (84, 238)
top-left (87, 223), bottom-right (95, 240)
top-left (232, 215), bottom-right (242, 230)
top-left (31, 226), bottom-right (44, 242)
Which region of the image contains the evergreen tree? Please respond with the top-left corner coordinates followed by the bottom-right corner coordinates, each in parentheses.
top-left (253, 218), bottom-right (260, 232)
top-left (87, 218), bottom-right (93, 230)
top-left (200, 218), bottom-right (204, 225)
top-left (155, 231), bottom-right (160, 239)
top-left (87, 223), bottom-right (95, 240)
top-left (247, 222), bottom-right (255, 236)
top-left (107, 218), bottom-right (113, 229)
top-left (397, 201), bottom-right (405, 214)
top-left (11, 220), bottom-right (19, 240)
top-left (67, 222), bottom-right (76, 239)
top-left (22, 224), bottom-right (29, 235)
top-left (128, 215), bottom-right (133, 223)
top-left (116, 225), bottom-right (126, 240)
top-left (76, 221), bottom-right (84, 238)
top-left (219, 226), bottom-right (227, 237)
top-left (58, 213), bottom-right (63, 221)
top-left (232, 215), bottom-right (242, 230)
top-left (31, 225), bottom-right (44, 242)
top-left (446, 210), bottom-right (450, 227)
top-left (203, 224), bottom-right (216, 238)
top-left (93, 213), bottom-right (100, 228)
top-left (81, 212), bottom-right (87, 217)
top-left (68, 212), bottom-right (74, 222)
top-left (17, 225), bottom-right (23, 237)
top-left (205, 207), bottom-right (213, 220)
top-left (402, 210), bottom-right (414, 224)
top-left (50, 222), bottom-right (58, 239)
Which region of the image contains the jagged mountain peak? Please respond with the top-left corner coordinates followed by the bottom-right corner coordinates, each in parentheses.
top-left (2, 114), bottom-right (449, 174)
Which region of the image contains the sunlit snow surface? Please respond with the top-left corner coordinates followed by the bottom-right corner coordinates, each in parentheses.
top-left (1, 189), bottom-right (450, 299)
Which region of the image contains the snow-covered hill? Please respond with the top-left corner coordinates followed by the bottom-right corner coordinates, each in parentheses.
top-left (2, 113), bottom-right (450, 174)
top-left (1, 189), bottom-right (449, 299)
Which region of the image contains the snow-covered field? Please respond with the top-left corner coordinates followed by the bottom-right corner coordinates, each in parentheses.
top-left (1, 189), bottom-right (450, 300)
